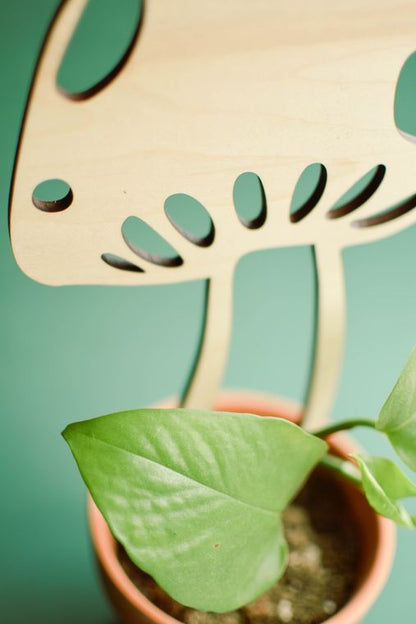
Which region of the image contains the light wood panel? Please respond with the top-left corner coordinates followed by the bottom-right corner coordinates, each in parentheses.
top-left (9, 0), bottom-right (416, 424)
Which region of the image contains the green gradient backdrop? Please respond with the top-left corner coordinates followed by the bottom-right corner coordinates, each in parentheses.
top-left (0, 2), bottom-right (415, 622)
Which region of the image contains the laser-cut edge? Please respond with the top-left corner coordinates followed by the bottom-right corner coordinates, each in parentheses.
top-left (164, 194), bottom-right (216, 248)
top-left (32, 181), bottom-right (73, 212)
top-left (233, 172), bottom-right (267, 230)
top-left (290, 164), bottom-right (327, 224)
top-left (327, 165), bottom-right (386, 219)
top-left (122, 216), bottom-right (184, 268)
top-left (56, 0), bottom-right (145, 101)
top-left (394, 50), bottom-right (416, 143)
top-left (101, 252), bottom-right (144, 272)
top-left (353, 193), bottom-right (416, 228)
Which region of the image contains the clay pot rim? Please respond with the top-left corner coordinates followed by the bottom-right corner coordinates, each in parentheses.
top-left (88, 390), bottom-right (396, 624)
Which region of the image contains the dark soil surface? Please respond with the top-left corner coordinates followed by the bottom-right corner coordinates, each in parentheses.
top-left (118, 470), bottom-right (360, 624)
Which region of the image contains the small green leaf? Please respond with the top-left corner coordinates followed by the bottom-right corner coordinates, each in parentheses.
top-left (376, 347), bottom-right (416, 471)
top-left (352, 455), bottom-right (416, 529)
top-left (63, 409), bottom-right (327, 612)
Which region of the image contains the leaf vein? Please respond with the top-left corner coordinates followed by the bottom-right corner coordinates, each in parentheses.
top-left (73, 430), bottom-right (280, 517)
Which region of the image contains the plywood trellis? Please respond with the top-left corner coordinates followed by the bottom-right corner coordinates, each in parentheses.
top-left (9, 0), bottom-right (416, 428)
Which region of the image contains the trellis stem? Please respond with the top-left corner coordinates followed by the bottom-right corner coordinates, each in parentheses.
top-left (181, 266), bottom-right (235, 410)
top-left (302, 245), bottom-right (346, 430)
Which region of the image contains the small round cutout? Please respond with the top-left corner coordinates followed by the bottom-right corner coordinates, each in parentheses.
top-left (32, 179), bottom-right (73, 212)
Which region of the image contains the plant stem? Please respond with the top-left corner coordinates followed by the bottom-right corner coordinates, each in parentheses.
top-left (313, 418), bottom-right (376, 438)
top-left (320, 454), bottom-right (362, 487)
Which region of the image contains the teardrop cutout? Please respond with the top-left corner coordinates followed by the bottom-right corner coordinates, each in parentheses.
top-left (395, 51), bottom-right (416, 142)
top-left (122, 216), bottom-right (183, 267)
top-left (353, 193), bottom-right (416, 228)
top-left (290, 163), bottom-right (327, 223)
top-left (327, 165), bottom-right (386, 219)
top-left (32, 178), bottom-right (73, 212)
top-left (233, 172), bottom-right (266, 229)
top-left (57, 0), bottom-right (143, 100)
top-left (101, 253), bottom-right (144, 272)
top-left (165, 194), bottom-right (215, 247)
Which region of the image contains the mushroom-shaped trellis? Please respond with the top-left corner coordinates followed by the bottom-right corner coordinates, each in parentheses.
top-left (9, 0), bottom-right (416, 428)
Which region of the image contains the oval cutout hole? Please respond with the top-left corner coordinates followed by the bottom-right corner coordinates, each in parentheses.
top-left (32, 179), bottom-right (73, 212)
top-left (233, 172), bottom-right (266, 229)
top-left (394, 51), bottom-right (416, 142)
top-left (122, 216), bottom-right (183, 267)
top-left (353, 193), bottom-right (416, 228)
top-left (165, 194), bottom-right (215, 247)
top-left (101, 253), bottom-right (144, 272)
top-left (57, 0), bottom-right (143, 100)
top-left (290, 163), bottom-right (327, 223)
top-left (327, 165), bottom-right (386, 219)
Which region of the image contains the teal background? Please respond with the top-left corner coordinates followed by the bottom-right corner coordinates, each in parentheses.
top-left (0, 1), bottom-right (415, 622)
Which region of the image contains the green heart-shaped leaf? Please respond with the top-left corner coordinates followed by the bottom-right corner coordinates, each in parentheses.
top-left (63, 409), bottom-right (327, 612)
top-left (352, 455), bottom-right (416, 529)
top-left (376, 347), bottom-right (416, 471)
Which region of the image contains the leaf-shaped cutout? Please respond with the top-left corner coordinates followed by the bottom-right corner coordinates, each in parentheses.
top-left (352, 455), bottom-right (416, 528)
top-left (290, 163), bottom-right (327, 223)
top-left (394, 51), bottom-right (416, 142)
top-left (63, 409), bottom-right (327, 612)
top-left (122, 216), bottom-right (183, 267)
top-left (352, 193), bottom-right (416, 228)
top-left (32, 178), bottom-right (73, 212)
top-left (101, 253), bottom-right (144, 272)
top-left (376, 346), bottom-right (416, 471)
top-left (327, 165), bottom-right (386, 219)
top-left (57, 0), bottom-right (143, 100)
top-left (164, 194), bottom-right (215, 247)
top-left (233, 172), bottom-right (267, 229)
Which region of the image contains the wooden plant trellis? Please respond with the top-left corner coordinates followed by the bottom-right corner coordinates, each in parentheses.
top-left (9, 0), bottom-right (416, 428)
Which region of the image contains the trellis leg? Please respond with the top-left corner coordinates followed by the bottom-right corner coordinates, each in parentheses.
top-left (301, 245), bottom-right (346, 430)
top-left (181, 266), bottom-right (235, 410)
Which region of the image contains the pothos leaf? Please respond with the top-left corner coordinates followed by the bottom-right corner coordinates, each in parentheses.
top-left (376, 347), bottom-right (416, 471)
top-left (63, 409), bottom-right (327, 612)
top-left (352, 455), bottom-right (416, 529)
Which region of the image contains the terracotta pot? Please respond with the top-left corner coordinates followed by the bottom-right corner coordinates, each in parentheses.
top-left (88, 391), bottom-right (396, 624)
